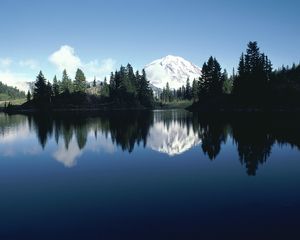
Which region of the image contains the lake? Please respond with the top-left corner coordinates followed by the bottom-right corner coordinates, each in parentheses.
top-left (0, 110), bottom-right (300, 239)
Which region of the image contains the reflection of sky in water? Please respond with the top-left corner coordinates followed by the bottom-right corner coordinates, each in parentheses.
top-left (0, 119), bottom-right (41, 157)
top-left (0, 112), bottom-right (300, 177)
top-left (0, 112), bottom-right (202, 167)
top-left (53, 131), bottom-right (116, 168)
top-left (1, 113), bottom-right (300, 239)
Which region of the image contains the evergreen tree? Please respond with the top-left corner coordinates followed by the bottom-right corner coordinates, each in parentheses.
top-left (198, 57), bottom-right (223, 99)
top-left (233, 41), bottom-right (272, 102)
top-left (26, 90), bottom-right (31, 102)
top-left (165, 82), bottom-right (171, 102)
top-left (46, 81), bottom-right (53, 100)
top-left (222, 69), bottom-right (233, 94)
top-left (52, 75), bottom-right (60, 97)
top-left (192, 79), bottom-right (198, 102)
top-left (74, 68), bottom-right (87, 92)
top-left (137, 69), bottom-right (153, 107)
top-left (60, 69), bottom-right (73, 93)
top-left (100, 77), bottom-right (110, 97)
top-left (185, 78), bottom-right (192, 100)
top-left (108, 65), bottom-right (153, 107)
top-left (93, 77), bottom-right (96, 87)
top-left (33, 71), bottom-right (49, 103)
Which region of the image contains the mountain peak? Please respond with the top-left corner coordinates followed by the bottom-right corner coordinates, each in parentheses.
top-left (145, 55), bottom-right (201, 90)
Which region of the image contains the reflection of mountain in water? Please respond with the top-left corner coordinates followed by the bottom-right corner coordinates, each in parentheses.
top-left (1, 112), bottom-right (300, 175)
top-left (148, 110), bottom-right (201, 156)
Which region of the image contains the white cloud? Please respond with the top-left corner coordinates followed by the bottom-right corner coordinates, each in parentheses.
top-left (53, 137), bottom-right (82, 168)
top-left (19, 59), bottom-right (39, 70)
top-left (49, 45), bottom-right (116, 81)
top-left (0, 122), bottom-right (30, 144)
top-left (87, 131), bottom-right (116, 154)
top-left (49, 45), bottom-right (82, 76)
top-left (0, 70), bottom-right (31, 92)
top-left (84, 58), bottom-right (116, 81)
top-left (0, 58), bottom-right (13, 68)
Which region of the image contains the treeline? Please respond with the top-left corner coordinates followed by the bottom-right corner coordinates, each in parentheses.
top-left (29, 63), bottom-right (154, 109)
top-left (9, 111), bottom-right (300, 175)
top-left (109, 64), bottom-right (154, 107)
top-left (185, 41), bottom-right (300, 110)
top-left (0, 81), bottom-right (25, 100)
top-left (159, 57), bottom-right (233, 103)
top-left (26, 111), bottom-right (153, 152)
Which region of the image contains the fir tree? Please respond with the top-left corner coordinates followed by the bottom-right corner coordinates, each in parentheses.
top-left (26, 90), bottom-right (31, 102)
top-left (233, 41), bottom-right (272, 102)
top-left (74, 68), bottom-right (87, 92)
top-left (198, 57), bottom-right (223, 99)
top-left (60, 69), bottom-right (73, 93)
top-left (192, 79), bottom-right (198, 102)
top-left (185, 78), bottom-right (192, 100)
top-left (52, 75), bottom-right (60, 97)
top-left (33, 71), bottom-right (49, 102)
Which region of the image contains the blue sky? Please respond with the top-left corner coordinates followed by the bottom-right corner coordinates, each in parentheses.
top-left (0, 0), bottom-right (299, 90)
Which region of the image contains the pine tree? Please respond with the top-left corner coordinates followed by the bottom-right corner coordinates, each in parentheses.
top-left (100, 77), bottom-right (110, 97)
top-left (33, 71), bottom-right (48, 102)
top-left (74, 68), bottom-right (87, 92)
top-left (52, 75), bottom-right (60, 97)
top-left (61, 69), bottom-right (73, 93)
top-left (198, 57), bottom-right (223, 99)
top-left (137, 69), bottom-right (153, 107)
top-left (26, 90), bottom-right (31, 102)
top-left (165, 82), bottom-right (171, 102)
top-left (233, 41), bottom-right (272, 102)
top-left (222, 69), bottom-right (233, 94)
top-left (185, 78), bottom-right (192, 100)
top-left (192, 79), bottom-right (198, 102)
top-left (46, 81), bottom-right (53, 100)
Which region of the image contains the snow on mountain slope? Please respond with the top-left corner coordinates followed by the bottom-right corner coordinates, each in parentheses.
top-left (145, 55), bottom-right (202, 90)
top-left (147, 120), bottom-right (201, 156)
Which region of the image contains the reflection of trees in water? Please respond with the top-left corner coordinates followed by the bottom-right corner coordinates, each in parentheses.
top-left (230, 116), bottom-right (274, 176)
top-left (105, 111), bottom-right (153, 152)
top-left (28, 111), bottom-right (153, 153)
top-left (192, 115), bottom-right (228, 160)
top-left (193, 113), bottom-right (300, 176)
top-left (0, 114), bottom-right (28, 136)
top-left (4, 111), bottom-right (300, 176)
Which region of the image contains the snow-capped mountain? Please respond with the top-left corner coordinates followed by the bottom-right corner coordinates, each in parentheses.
top-left (145, 55), bottom-right (202, 90)
top-left (147, 121), bottom-right (201, 156)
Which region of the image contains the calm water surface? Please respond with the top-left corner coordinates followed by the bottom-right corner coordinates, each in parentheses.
top-left (0, 110), bottom-right (300, 239)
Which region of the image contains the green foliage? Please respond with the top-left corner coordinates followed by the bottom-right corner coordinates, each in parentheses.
top-left (52, 75), bottom-right (60, 97)
top-left (109, 64), bottom-right (153, 107)
top-left (198, 56), bottom-right (224, 98)
top-left (161, 82), bottom-right (173, 102)
top-left (60, 69), bottom-right (73, 93)
top-left (192, 79), bottom-right (198, 101)
top-left (233, 41), bottom-right (272, 101)
top-left (0, 81), bottom-right (25, 100)
top-left (138, 69), bottom-right (153, 107)
top-left (222, 69), bottom-right (234, 94)
top-left (26, 90), bottom-right (31, 101)
top-left (33, 71), bottom-right (52, 104)
top-left (185, 78), bottom-right (192, 100)
top-left (100, 77), bottom-right (109, 97)
top-left (74, 68), bottom-right (87, 92)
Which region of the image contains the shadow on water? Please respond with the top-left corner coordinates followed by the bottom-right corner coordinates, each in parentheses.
top-left (2, 111), bottom-right (300, 176)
